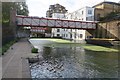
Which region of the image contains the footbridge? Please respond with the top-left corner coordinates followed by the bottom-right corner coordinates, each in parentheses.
top-left (16, 15), bottom-right (97, 30)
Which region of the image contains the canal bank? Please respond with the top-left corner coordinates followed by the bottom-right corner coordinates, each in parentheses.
top-left (86, 38), bottom-right (120, 46)
top-left (2, 38), bottom-right (119, 79)
top-left (2, 38), bottom-right (34, 79)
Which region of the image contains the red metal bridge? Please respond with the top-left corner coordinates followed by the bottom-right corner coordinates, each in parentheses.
top-left (16, 15), bottom-right (97, 30)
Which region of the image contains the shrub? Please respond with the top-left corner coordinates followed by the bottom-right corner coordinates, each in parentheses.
top-left (31, 48), bottom-right (38, 53)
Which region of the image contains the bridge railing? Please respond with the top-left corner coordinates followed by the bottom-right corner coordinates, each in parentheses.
top-left (16, 15), bottom-right (97, 30)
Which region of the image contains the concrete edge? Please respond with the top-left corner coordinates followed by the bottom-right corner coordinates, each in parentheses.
top-left (22, 58), bottom-right (31, 78)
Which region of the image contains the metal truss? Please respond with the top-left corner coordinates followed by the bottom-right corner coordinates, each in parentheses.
top-left (16, 15), bottom-right (96, 30)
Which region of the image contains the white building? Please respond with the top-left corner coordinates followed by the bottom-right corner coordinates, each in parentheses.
top-left (52, 13), bottom-right (66, 19)
top-left (65, 6), bottom-right (94, 40)
top-left (51, 6), bottom-right (94, 40)
top-left (66, 6), bottom-right (94, 21)
top-left (51, 13), bottom-right (66, 38)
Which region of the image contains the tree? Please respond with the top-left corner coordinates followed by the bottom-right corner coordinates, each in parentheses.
top-left (2, 2), bottom-right (29, 45)
top-left (15, 2), bottom-right (29, 16)
top-left (2, 2), bottom-right (29, 25)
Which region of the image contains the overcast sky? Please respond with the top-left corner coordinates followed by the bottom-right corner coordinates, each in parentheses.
top-left (26, 0), bottom-right (120, 17)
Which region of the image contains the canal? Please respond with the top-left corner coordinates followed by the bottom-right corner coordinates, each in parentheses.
top-left (29, 39), bottom-right (119, 78)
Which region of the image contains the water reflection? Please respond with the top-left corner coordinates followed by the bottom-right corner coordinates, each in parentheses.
top-left (29, 39), bottom-right (118, 78)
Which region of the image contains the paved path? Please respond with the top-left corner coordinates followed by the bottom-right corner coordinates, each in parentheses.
top-left (2, 38), bottom-right (34, 78)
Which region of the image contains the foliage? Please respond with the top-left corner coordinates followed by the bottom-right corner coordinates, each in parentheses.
top-left (31, 48), bottom-right (38, 53)
top-left (2, 2), bottom-right (29, 25)
top-left (16, 2), bottom-right (29, 16)
top-left (1, 38), bottom-right (18, 55)
top-left (99, 12), bottom-right (120, 21)
top-left (2, 1), bottom-right (29, 45)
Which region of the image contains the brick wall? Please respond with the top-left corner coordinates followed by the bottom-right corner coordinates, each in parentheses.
top-left (97, 20), bottom-right (120, 40)
top-left (2, 9), bottom-right (17, 45)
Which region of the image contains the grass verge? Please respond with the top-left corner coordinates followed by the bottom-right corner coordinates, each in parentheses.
top-left (30, 38), bottom-right (72, 43)
top-left (48, 39), bottom-right (72, 43)
top-left (83, 45), bottom-right (119, 52)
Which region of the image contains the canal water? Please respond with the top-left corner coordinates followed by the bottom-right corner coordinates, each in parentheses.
top-left (29, 39), bottom-right (119, 78)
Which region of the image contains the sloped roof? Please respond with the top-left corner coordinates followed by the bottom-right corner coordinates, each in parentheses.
top-left (93, 1), bottom-right (120, 8)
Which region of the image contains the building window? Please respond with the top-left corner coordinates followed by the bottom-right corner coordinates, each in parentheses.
top-left (64, 34), bottom-right (65, 37)
top-left (82, 11), bottom-right (84, 15)
top-left (66, 34), bottom-right (68, 37)
top-left (80, 34), bottom-right (83, 38)
top-left (57, 34), bottom-right (60, 37)
top-left (70, 34), bottom-right (72, 38)
top-left (62, 34), bottom-right (64, 37)
top-left (86, 17), bottom-right (88, 21)
top-left (74, 33), bottom-right (76, 38)
top-left (88, 10), bottom-right (92, 14)
top-left (57, 29), bottom-right (60, 32)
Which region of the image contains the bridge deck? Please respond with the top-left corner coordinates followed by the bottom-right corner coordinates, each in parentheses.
top-left (16, 15), bottom-right (97, 30)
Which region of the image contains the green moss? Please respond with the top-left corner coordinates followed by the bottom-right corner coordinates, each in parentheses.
top-left (48, 39), bottom-right (72, 43)
top-left (31, 38), bottom-right (72, 43)
top-left (31, 48), bottom-right (38, 53)
top-left (83, 45), bottom-right (119, 52)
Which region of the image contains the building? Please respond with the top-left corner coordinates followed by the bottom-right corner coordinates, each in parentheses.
top-left (46, 3), bottom-right (67, 18)
top-left (66, 6), bottom-right (94, 21)
top-left (96, 12), bottom-right (120, 40)
top-left (65, 6), bottom-right (95, 40)
top-left (52, 13), bottom-right (66, 19)
top-left (46, 4), bottom-right (95, 41)
top-left (46, 4), bottom-right (68, 38)
top-left (93, 1), bottom-right (120, 21)
top-left (97, 20), bottom-right (120, 40)
top-left (51, 13), bottom-right (68, 38)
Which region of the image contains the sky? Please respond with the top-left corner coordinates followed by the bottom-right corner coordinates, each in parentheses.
top-left (26, 0), bottom-right (120, 17)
